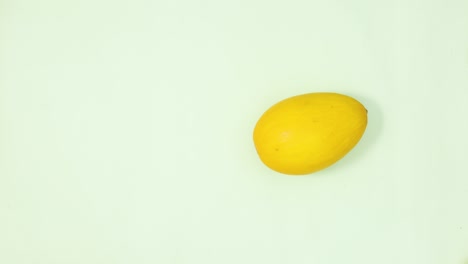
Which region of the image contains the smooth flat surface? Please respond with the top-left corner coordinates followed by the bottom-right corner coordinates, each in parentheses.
top-left (1, 0), bottom-right (468, 263)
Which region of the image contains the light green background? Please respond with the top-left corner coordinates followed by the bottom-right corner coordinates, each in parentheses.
top-left (1, 0), bottom-right (468, 263)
